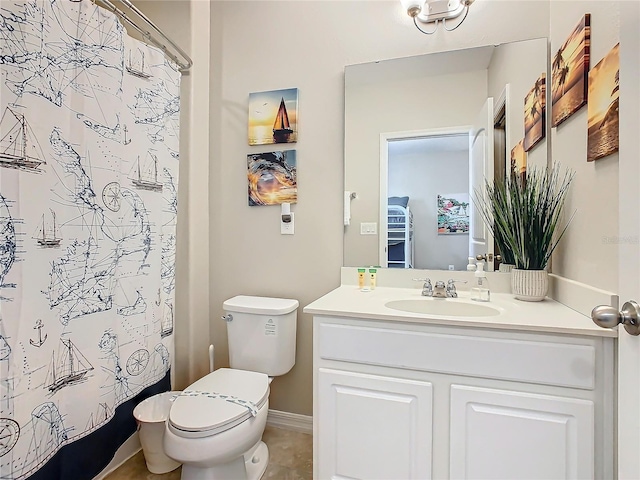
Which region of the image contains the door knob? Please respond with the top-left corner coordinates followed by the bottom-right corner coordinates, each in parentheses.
top-left (591, 301), bottom-right (640, 336)
top-left (476, 253), bottom-right (501, 262)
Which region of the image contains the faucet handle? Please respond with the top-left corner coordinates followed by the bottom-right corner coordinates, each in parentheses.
top-left (446, 279), bottom-right (467, 298)
top-left (417, 278), bottom-right (433, 296)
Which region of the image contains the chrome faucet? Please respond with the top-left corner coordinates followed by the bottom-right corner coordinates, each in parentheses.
top-left (432, 280), bottom-right (447, 298)
top-left (415, 278), bottom-right (467, 297)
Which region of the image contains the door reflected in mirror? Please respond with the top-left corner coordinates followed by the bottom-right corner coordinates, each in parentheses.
top-left (343, 38), bottom-right (549, 271)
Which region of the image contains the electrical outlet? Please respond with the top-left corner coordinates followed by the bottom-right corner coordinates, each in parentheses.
top-left (281, 213), bottom-right (294, 235)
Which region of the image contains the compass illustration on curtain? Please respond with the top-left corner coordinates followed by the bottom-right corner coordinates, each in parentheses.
top-left (0, 418), bottom-right (20, 457)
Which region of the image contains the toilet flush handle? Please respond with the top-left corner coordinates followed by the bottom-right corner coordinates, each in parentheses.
top-left (221, 314), bottom-right (233, 322)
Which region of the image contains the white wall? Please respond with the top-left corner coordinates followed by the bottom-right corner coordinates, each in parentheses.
top-left (389, 149), bottom-right (469, 270)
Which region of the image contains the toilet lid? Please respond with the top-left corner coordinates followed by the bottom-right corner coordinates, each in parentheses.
top-left (168, 369), bottom-right (269, 437)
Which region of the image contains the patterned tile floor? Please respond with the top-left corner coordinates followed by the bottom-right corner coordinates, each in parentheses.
top-left (104, 426), bottom-right (312, 480)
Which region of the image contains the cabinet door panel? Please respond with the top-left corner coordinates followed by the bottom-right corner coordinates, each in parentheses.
top-left (318, 368), bottom-right (433, 480)
top-left (450, 385), bottom-right (594, 480)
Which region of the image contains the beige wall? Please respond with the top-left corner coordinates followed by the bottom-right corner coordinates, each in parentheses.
top-left (344, 68), bottom-right (487, 267)
top-left (210, 1), bottom-right (552, 417)
top-left (133, 0), bottom-right (213, 389)
top-left (487, 38), bottom-right (549, 170)
top-left (138, 0), bottom-right (620, 417)
top-left (550, 1), bottom-right (619, 292)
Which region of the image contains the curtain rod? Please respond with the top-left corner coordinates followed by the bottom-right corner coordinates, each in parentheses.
top-left (93, 0), bottom-right (193, 72)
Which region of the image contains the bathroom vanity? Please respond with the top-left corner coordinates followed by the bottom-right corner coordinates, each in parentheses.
top-left (304, 284), bottom-right (616, 480)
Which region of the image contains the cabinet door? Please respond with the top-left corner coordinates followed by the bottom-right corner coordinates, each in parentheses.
top-left (450, 385), bottom-right (594, 480)
top-left (317, 368), bottom-right (433, 480)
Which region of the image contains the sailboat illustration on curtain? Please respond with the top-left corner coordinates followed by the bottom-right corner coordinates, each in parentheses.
top-left (0, 107), bottom-right (46, 171)
top-left (45, 339), bottom-right (94, 393)
top-left (132, 151), bottom-right (163, 192)
top-left (273, 97), bottom-right (293, 143)
top-left (33, 209), bottom-right (62, 247)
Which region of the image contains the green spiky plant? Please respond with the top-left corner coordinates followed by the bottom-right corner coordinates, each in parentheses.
top-left (475, 163), bottom-right (575, 270)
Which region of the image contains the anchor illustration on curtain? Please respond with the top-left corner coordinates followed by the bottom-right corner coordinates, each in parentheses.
top-left (0, 1), bottom-right (180, 478)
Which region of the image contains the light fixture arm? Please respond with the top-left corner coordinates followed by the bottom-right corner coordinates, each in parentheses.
top-left (413, 16), bottom-right (439, 35)
top-left (442, 4), bottom-right (470, 32)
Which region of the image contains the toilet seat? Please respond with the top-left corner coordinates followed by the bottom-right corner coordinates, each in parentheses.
top-left (168, 368), bottom-right (269, 439)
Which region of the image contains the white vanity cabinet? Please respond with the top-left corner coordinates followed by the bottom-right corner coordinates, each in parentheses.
top-left (312, 315), bottom-right (614, 480)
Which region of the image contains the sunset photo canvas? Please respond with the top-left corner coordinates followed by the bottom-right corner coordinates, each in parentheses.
top-left (587, 43), bottom-right (619, 162)
top-left (248, 88), bottom-right (298, 146)
top-left (510, 140), bottom-right (527, 182)
top-left (247, 150), bottom-right (298, 206)
top-left (551, 14), bottom-right (591, 127)
top-left (523, 73), bottom-right (546, 151)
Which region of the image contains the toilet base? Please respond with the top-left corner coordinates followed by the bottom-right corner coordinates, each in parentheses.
top-left (180, 441), bottom-right (269, 480)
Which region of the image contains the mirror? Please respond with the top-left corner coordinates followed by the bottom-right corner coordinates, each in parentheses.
top-left (344, 38), bottom-right (549, 270)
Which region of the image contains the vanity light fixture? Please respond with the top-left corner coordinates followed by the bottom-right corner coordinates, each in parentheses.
top-left (400, 0), bottom-right (474, 35)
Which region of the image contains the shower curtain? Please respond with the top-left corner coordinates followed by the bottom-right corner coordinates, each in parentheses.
top-left (0, 1), bottom-right (180, 478)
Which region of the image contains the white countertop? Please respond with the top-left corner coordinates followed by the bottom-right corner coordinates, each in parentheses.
top-left (304, 285), bottom-right (618, 338)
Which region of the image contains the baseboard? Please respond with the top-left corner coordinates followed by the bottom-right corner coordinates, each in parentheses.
top-left (267, 409), bottom-right (313, 435)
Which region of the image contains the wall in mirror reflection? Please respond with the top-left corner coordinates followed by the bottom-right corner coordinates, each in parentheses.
top-left (344, 38), bottom-right (549, 271)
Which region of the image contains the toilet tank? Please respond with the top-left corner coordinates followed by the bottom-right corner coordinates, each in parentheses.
top-left (223, 295), bottom-right (298, 376)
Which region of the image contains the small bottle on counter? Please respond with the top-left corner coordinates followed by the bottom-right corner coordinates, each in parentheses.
top-left (369, 267), bottom-right (377, 290)
top-left (467, 257), bottom-right (476, 271)
top-left (358, 268), bottom-right (366, 289)
top-left (471, 261), bottom-right (490, 302)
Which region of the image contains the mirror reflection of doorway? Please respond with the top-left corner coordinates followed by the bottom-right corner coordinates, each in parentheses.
top-left (385, 133), bottom-right (470, 270)
top-left (492, 89), bottom-right (508, 270)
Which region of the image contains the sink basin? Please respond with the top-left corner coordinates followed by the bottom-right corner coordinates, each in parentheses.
top-left (385, 299), bottom-right (501, 317)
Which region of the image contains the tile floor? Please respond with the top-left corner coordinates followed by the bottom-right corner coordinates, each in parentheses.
top-left (104, 426), bottom-right (312, 480)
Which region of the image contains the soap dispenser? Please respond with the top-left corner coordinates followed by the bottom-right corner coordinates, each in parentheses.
top-left (466, 257), bottom-right (476, 271)
top-left (471, 261), bottom-right (490, 302)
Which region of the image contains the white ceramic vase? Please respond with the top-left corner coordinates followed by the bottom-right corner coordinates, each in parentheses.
top-left (511, 268), bottom-right (548, 301)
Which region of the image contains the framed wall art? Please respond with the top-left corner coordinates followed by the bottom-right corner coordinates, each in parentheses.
top-left (248, 88), bottom-right (298, 146)
top-left (247, 150), bottom-right (297, 206)
top-left (551, 14), bottom-right (591, 127)
top-left (437, 193), bottom-right (469, 235)
top-left (523, 73), bottom-right (546, 151)
top-left (587, 43), bottom-right (619, 162)
top-left (510, 140), bottom-right (527, 182)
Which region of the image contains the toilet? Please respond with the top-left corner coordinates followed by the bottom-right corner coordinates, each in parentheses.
top-left (163, 295), bottom-right (298, 480)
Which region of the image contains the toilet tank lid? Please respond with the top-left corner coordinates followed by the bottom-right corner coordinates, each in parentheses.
top-left (223, 295), bottom-right (299, 315)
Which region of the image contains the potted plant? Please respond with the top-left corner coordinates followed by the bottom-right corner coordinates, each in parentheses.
top-left (475, 163), bottom-right (574, 301)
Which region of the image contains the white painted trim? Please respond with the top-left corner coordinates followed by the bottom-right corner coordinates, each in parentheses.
top-left (267, 409), bottom-right (313, 435)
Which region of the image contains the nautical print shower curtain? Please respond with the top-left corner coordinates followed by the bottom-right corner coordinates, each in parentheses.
top-left (0, 1), bottom-right (180, 478)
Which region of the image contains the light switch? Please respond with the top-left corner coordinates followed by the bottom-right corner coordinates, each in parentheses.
top-left (360, 222), bottom-right (377, 235)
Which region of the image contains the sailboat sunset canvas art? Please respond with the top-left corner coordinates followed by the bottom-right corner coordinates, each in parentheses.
top-left (248, 88), bottom-right (298, 145)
